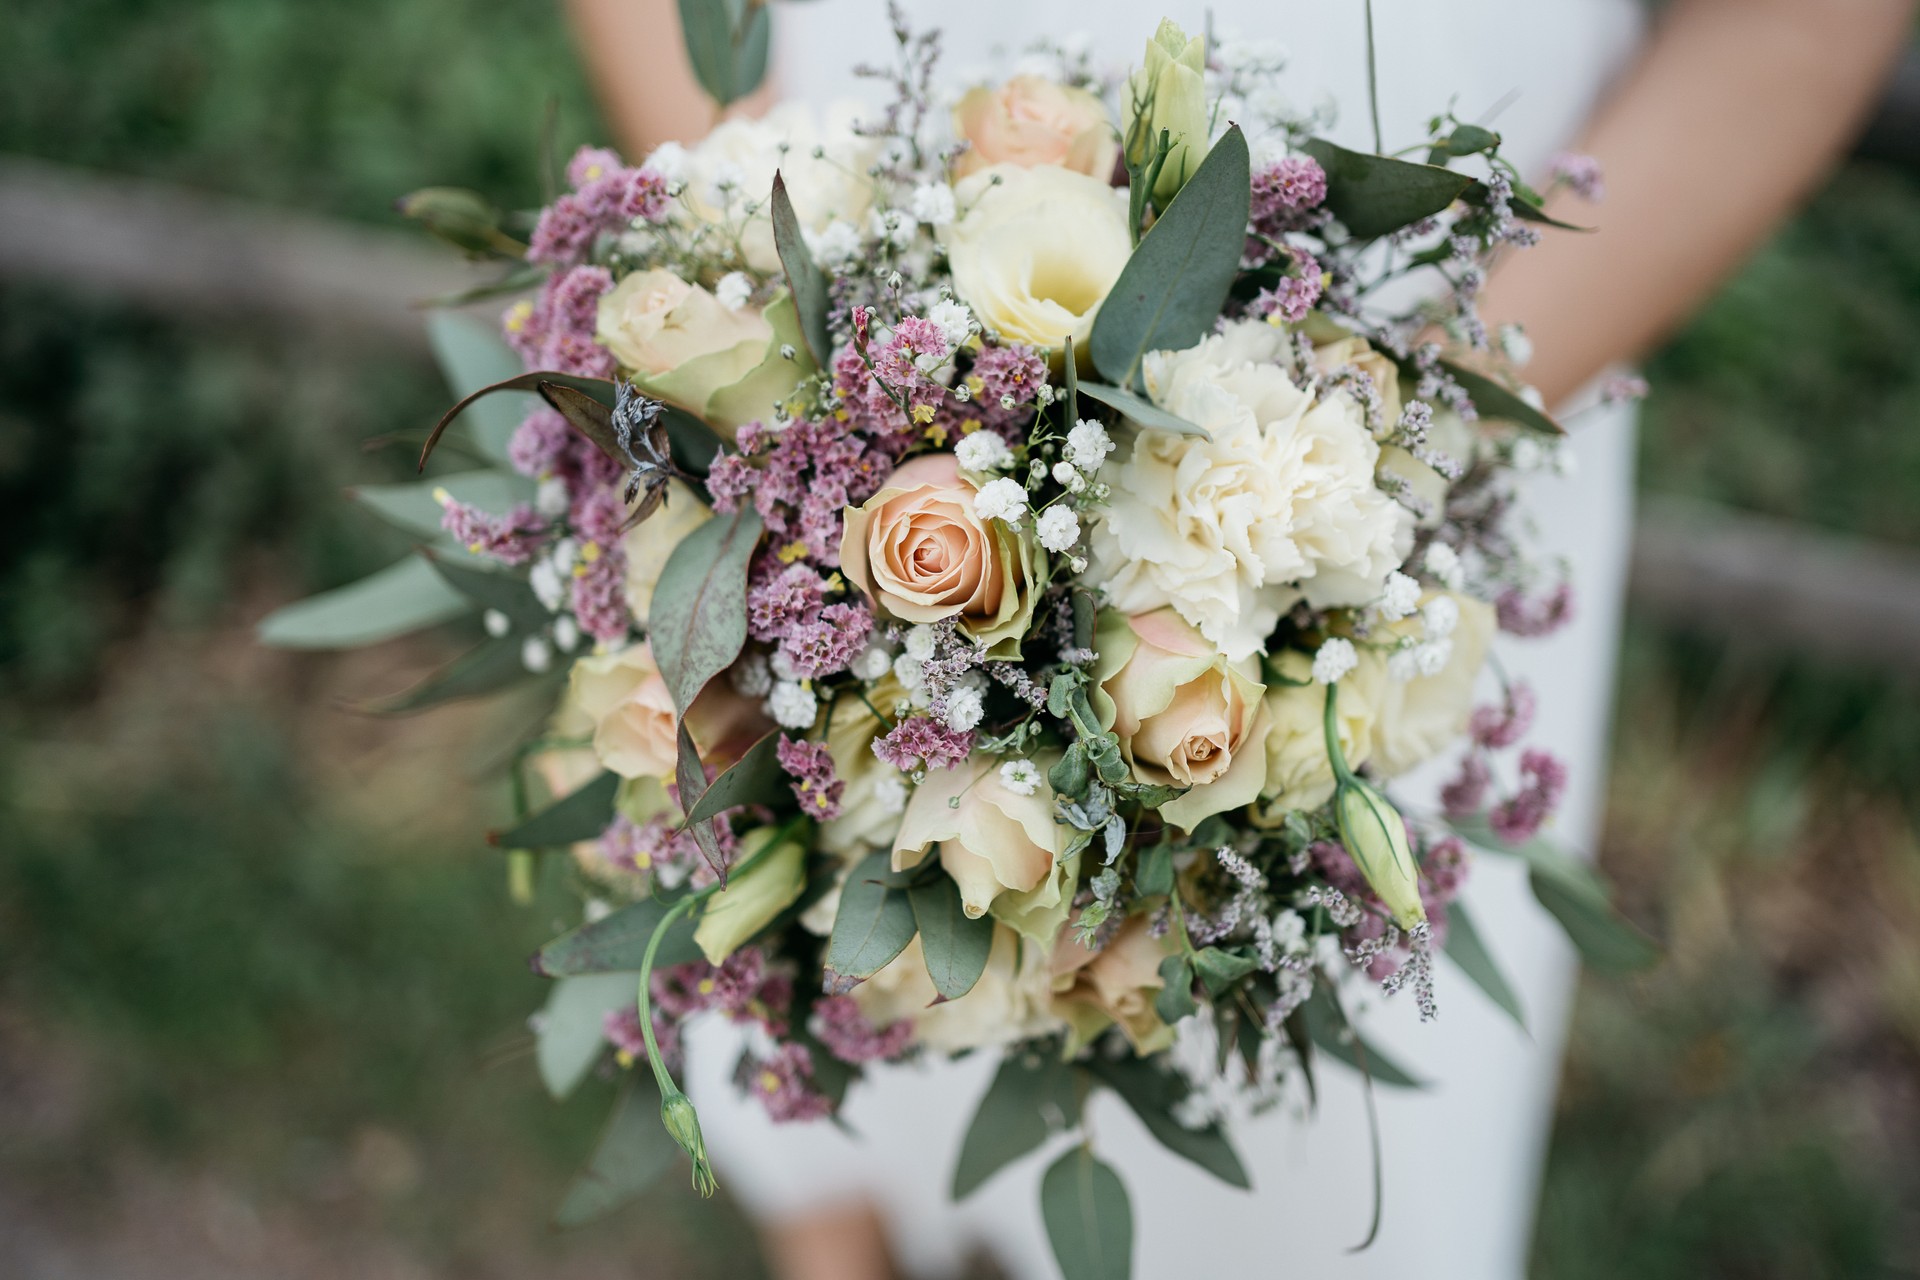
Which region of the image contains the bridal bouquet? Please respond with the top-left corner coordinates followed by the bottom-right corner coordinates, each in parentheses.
top-left (264, 7), bottom-right (1653, 1272)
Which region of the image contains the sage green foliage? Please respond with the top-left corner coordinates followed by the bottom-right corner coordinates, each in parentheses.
top-left (1041, 1146), bottom-right (1133, 1280)
top-left (677, 0), bottom-right (772, 109)
top-left (952, 1051), bottom-right (1082, 1199)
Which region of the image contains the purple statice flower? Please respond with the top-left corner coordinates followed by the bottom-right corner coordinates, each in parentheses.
top-left (742, 1044), bottom-right (834, 1124)
top-left (437, 496), bottom-right (547, 566)
top-left (750, 415), bottom-right (895, 564)
top-left (872, 315), bottom-right (953, 408)
top-left (602, 1004), bottom-right (679, 1072)
top-left (652, 947), bottom-right (792, 1035)
top-left (747, 561), bottom-right (829, 642)
top-left (780, 602), bottom-right (874, 681)
top-left (1252, 249), bottom-right (1324, 326)
top-left (776, 734), bottom-right (845, 820)
top-left (1421, 835), bottom-right (1470, 904)
top-left (570, 545), bottom-right (629, 645)
top-left (1496, 581), bottom-right (1575, 638)
top-left (1440, 752), bottom-right (1493, 819)
top-left (528, 147), bottom-right (669, 266)
top-left (873, 716), bottom-right (972, 772)
top-left (832, 345), bottom-right (913, 443)
top-left (1470, 681), bottom-right (1537, 749)
top-left (811, 995), bottom-right (913, 1065)
top-left (1250, 156), bottom-right (1328, 230)
top-left (706, 453), bottom-right (758, 512)
top-left (508, 407), bottom-right (573, 479)
top-left (1601, 372), bottom-right (1649, 404)
top-left (1310, 839), bottom-right (1370, 902)
top-left (505, 266), bottom-right (617, 377)
top-left (1489, 748), bottom-right (1569, 843)
top-left (595, 812), bottom-right (719, 888)
top-left (1550, 152), bottom-right (1606, 203)
top-left (966, 342), bottom-right (1048, 432)
top-left (566, 146), bottom-right (625, 190)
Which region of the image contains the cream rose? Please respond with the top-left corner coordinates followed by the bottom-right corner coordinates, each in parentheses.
top-left (623, 478), bottom-right (711, 628)
top-left (559, 642), bottom-right (766, 781)
top-left (1092, 609), bottom-right (1268, 830)
top-left (1257, 649), bottom-right (1383, 816)
top-left (1052, 914), bottom-right (1176, 1054)
top-left (817, 677), bottom-right (910, 857)
top-left (1369, 592), bottom-right (1496, 777)
top-left (1085, 319), bottom-right (1413, 660)
top-left (840, 453), bottom-right (1039, 657)
top-left (853, 925), bottom-right (1062, 1053)
top-left (952, 75), bottom-right (1118, 180)
top-left (892, 753), bottom-right (1071, 932)
top-left (941, 164), bottom-right (1132, 350)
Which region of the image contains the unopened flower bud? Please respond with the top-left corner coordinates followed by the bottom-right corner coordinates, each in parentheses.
top-left (1334, 778), bottom-right (1425, 930)
top-left (660, 1089), bottom-right (718, 1197)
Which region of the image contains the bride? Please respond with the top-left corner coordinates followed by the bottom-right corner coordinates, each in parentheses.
top-left (560, 1), bottom-right (1911, 1275)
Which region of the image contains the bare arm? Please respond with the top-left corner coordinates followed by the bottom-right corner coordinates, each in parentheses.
top-left (563, 0), bottom-right (775, 155)
top-left (1480, 0), bottom-right (1916, 406)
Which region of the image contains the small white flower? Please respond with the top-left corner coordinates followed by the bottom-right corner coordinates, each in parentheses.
top-left (1553, 443), bottom-right (1579, 477)
top-left (903, 625), bottom-right (938, 662)
top-left (552, 538), bottom-right (579, 574)
top-left (583, 898), bottom-right (613, 924)
top-left (1415, 636), bottom-right (1454, 676)
top-left (730, 651), bottom-right (772, 697)
top-left (714, 271), bottom-right (753, 312)
top-left (553, 615), bottom-right (581, 653)
top-left (645, 141), bottom-right (689, 184)
top-left (1311, 637), bottom-right (1358, 685)
top-left (769, 648), bottom-right (803, 683)
top-left (1422, 595), bottom-right (1460, 639)
top-left (482, 608), bottom-right (511, 638)
top-left (852, 645), bottom-right (893, 682)
top-left (892, 654), bottom-right (926, 691)
top-left (1510, 436), bottom-right (1543, 472)
top-left (535, 476), bottom-right (569, 518)
top-left (708, 160), bottom-right (746, 201)
top-left (1035, 505), bottom-right (1081, 553)
top-left (1377, 571), bottom-right (1421, 621)
top-left (943, 686), bottom-right (985, 732)
top-left (954, 431), bottom-right (1014, 472)
top-left (807, 219), bottom-right (861, 267)
top-left (1423, 543), bottom-right (1464, 590)
top-left (521, 636), bottom-right (552, 674)
top-left (999, 759), bottom-right (1042, 796)
top-left (1387, 645), bottom-right (1421, 683)
top-left (1050, 460), bottom-right (1078, 486)
top-left (874, 774), bottom-right (909, 815)
top-left (910, 181), bottom-right (957, 227)
top-left (1519, 385), bottom-right (1546, 411)
top-left (529, 559), bottom-right (565, 611)
top-left (1066, 419), bottom-right (1114, 471)
top-left (972, 476), bottom-right (1029, 527)
top-left (1498, 323), bottom-right (1534, 368)
top-left (1271, 909), bottom-right (1308, 954)
top-left (766, 681), bottom-right (819, 730)
top-left (927, 297), bottom-right (973, 348)
top-left (869, 207), bottom-right (918, 247)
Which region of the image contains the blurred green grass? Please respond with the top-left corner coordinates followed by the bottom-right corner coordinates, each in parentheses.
top-left (0, 2), bottom-right (1915, 1276)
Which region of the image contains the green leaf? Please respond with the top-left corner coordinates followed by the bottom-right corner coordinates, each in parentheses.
top-left (1089, 125), bottom-right (1250, 389)
top-left (537, 380), bottom-right (623, 466)
top-left (684, 729), bottom-right (785, 825)
top-left (496, 771), bottom-right (620, 849)
top-left (354, 637), bottom-right (532, 714)
top-left (770, 173), bottom-right (831, 366)
top-left (257, 556), bottom-right (468, 649)
top-left (1076, 381), bottom-right (1210, 440)
top-left (677, 0), bottom-right (770, 107)
top-left (1089, 1056), bottom-right (1249, 1189)
top-left (824, 851), bottom-right (918, 991)
top-left (554, 1080), bottom-right (676, 1227)
top-left (1041, 1147), bottom-right (1133, 1280)
top-left (425, 553), bottom-right (549, 634)
top-left (909, 875), bottom-right (994, 1001)
top-left (1133, 842), bottom-right (1173, 898)
top-left (1301, 989), bottom-right (1425, 1089)
top-left (536, 971), bottom-right (637, 1100)
top-left (951, 1051), bottom-right (1082, 1199)
top-left (1441, 359), bottom-right (1566, 436)
top-left (1465, 179), bottom-right (1592, 231)
top-left (533, 897), bottom-right (705, 977)
top-left (426, 311), bottom-right (531, 463)
top-left (350, 470), bottom-right (535, 543)
top-left (649, 505), bottom-right (762, 715)
top-left (1441, 900), bottom-right (1526, 1028)
top-left (1425, 124), bottom-right (1500, 164)
top-left (675, 721), bottom-right (730, 882)
top-left (1192, 946), bottom-right (1258, 996)
top-left (1299, 138), bottom-right (1474, 239)
top-left (417, 370), bottom-right (615, 472)
top-left (1153, 955), bottom-right (1196, 1025)
top-left (1530, 870), bottom-right (1660, 973)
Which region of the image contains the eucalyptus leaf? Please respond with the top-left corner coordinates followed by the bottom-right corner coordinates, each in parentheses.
top-left (770, 173), bottom-right (831, 366)
top-left (1077, 382), bottom-right (1210, 440)
top-left (538, 380), bottom-right (623, 465)
top-left (684, 730), bottom-right (786, 825)
top-left (536, 972), bottom-right (637, 1100)
top-left (1153, 955), bottom-right (1196, 1025)
top-left (354, 637), bottom-right (532, 715)
top-left (426, 311), bottom-right (532, 463)
top-left (426, 553), bottom-right (549, 634)
top-left (1089, 1056), bottom-right (1249, 1189)
top-left (1089, 125), bottom-right (1250, 389)
top-left (417, 371), bottom-right (615, 472)
top-left (1192, 946), bottom-right (1259, 996)
top-left (1298, 138), bottom-right (1473, 239)
top-left (1530, 870), bottom-right (1660, 973)
top-left (1133, 842), bottom-right (1173, 898)
top-left (650, 505), bottom-right (762, 715)
top-left (1441, 900), bottom-right (1526, 1028)
top-left (533, 896), bottom-right (705, 977)
top-left (350, 470), bottom-right (535, 543)
top-left (824, 851), bottom-right (918, 991)
top-left (677, 0), bottom-right (770, 107)
top-left (675, 721), bottom-right (730, 883)
top-left (257, 556), bottom-right (468, 650)
top-left (1041, 1147), bottom-right (1134, 1280)
top-left (909, 875), bottom-right (994, 1001)
top-left (554, 1080), bottom-right (676, 1227)
top-left (496, 771), bottom-right (620, 849)
top-left (951, 1050), bottom-right (1082, 1199)
top-left (1300, 989), bottom-right (1425, 1089)
top-left (1441, 359), bottom-right (1566, 436)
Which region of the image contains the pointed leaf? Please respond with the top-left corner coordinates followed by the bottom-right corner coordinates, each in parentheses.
top-left (770, 173), bottom-right (831, 366)
top-left (538, 380), bottom-right (625, 466)
top-left (425, 553), bottom-right (549, 634)
top-left (1090, 125), bottom-right (1251, 388)
top-left (1153, 955), bottom-right (1196, 1025)
top-left (496, 771), bottom-right (620, 849)
top-left (533, 896), bottom-right (704, 977)
top-left (1041, 1147), bottom-right (1133, 1280)
top-left (1530, 870), bottom-right (1660, 973)
top-left (684, 729), bottom-right (785, 824)
top-left (1441, 359), bottom-right (1566, 436)
top-left (1441, 900), bottom-right (1526, 1028)
top-left (417, 371), bottom-right (615, 472)
top-left (675, 721), bottom-right (730, 883)
top-left (1077, 381), bottom-right (1210, 440)
top-left (1298, 138), bottom-right (1474, 239)
top-left (554, 1080), bottom-right (676, 1226)
top-left (952, 1051), bottom-right (1082, 1199)
top-left (537, 972), bottom-right (636, 1099)
top-left (1300, 988), bottom-right (1425, 1089)
top-left (650, 505), bottom-right (762, 715)
top-left (426, 312), bottom-right (533, 462)
top-left (1192, 946), bottom-right (1258, 996)
top-left (257, 556), bottom-right (468, 649)
top-left (1088, 1056), bottom-right (1249, 1189)
top-left (909, 875), bottom-right (994, 1001)
top-left (355, 637), bottom-right (533, 714)
top-left (350, 470), bottom-right (535, 543)
top-left (824, 851), bottom-right (918, 990)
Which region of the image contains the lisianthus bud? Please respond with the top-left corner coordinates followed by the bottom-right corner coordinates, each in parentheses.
top-left (394, 186), bottom-right (518, 257)
top-left (660, 1088), bottom-right (717, 1197)
top-left (1334, 777), bottom-right (1425, 929)
top-left (1124, 19), bottom-right (1209, 203)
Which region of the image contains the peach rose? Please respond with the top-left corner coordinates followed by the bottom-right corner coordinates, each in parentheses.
top-left (1052, 914), bottom-right (1175, 1054)
top-left (1091, 609), bottom-right (1268, 830)
top-left (559, 642), bottom-right (766, 781)
top-left (840, 453), bottom-right (1039, 657)
top-left (951, 75), bottom-right (1118, 180)
top-left (892, 753), bottom-right (1071, 933)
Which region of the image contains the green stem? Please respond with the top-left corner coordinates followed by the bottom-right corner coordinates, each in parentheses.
top-left (636, 894), bottom-right (697, 1097)
top-left (1323, 679), bottom-right (1358, 787)
top-left (1364, 0), bottom-right (1385, 156)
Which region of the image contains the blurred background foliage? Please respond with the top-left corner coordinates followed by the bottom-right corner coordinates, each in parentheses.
top-left (0, 1), bottom-right (1915, 1277)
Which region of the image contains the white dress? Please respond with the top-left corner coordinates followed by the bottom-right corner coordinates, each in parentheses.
top-left (687, 3), bottom-right (1645, 1275)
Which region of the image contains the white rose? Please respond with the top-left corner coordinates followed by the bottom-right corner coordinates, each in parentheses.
top-left (941, 164), bottom-right (1132, 350)
top-left (1085, 319), bottom-right (1413, 660)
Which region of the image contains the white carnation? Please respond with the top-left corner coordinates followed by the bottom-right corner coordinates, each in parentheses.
top-left (999, 759), bottom-right (1042, 796)
top-left (972, 476), bottom-right (1029, 527)
top-left (1066, 419), bottom-right (1113, 470)
top-left (767, 681), bottom-right (819, 730)
top-left (1311, 637), bottom-right (1357, 685)
top-left (893, 654), bottom-right (926, 691)
top-left (1035, 505), bottom-right (1081, 553)
top-left (954, 430), bottom-right (1014, 472)
top-left (910, 182), bottom-right (957, 227)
